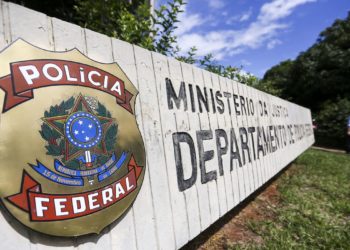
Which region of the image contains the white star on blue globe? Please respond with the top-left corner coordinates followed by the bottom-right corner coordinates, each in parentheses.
top-left (65, 112), bottom-right (102, 149)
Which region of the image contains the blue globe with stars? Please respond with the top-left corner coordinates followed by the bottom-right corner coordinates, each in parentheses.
top-left (65, 111), bottom-right (102, 149)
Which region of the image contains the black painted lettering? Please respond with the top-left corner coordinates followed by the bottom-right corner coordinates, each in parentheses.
top-left (197, 130), bottom-right (217, 184)
top-left (240, 96), bottom-right (247, 116)
top-left (188, 84), bottom-right (196, 112)
top-left (248, 127), bottom-right (256, 160)
top-left (239, 127), bottom-right (251, 165)
top-left (196, 86), bottom-right (209, 113)
top-left (210, 89), bottom-right (216, 114)
top-left (282, 125), bottom-right (287, 146)
top-left (257, 127), bottom-right (265, 159)
top-left (269, 126), bottom-right (277, 153)
top-left (166, 78), bottom-right (187, 111)
top-left (249, 99), bottom-right (254, 115)
top-left (172, 132), bottom-right (197, 191)
top-left (263, 126), bottom-right (271, 154)
top-left (230, 128), bottom-right (242, 168)
top-left (215, 129), bottom-right (228, 176)
top-left (215, 91), bottom-right (224, 114)
top-left (223, 92), bottom-right (232, 114)
top-left (233, 94), bottom-right (240, 115)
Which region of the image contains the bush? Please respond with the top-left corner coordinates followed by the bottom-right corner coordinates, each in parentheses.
top-left (314, 98), bottom-right (350, 149)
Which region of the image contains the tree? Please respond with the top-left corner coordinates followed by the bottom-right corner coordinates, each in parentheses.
top-left (259, 60), bottom-right (294, 98)
top-left (8, 0), bottom-right (257, 84)
top-left (315, 98), bottom-right (350, 148)
top-left (260, 12), bottom-right (350, 112)
top-left (177, 49), bottom-right (259, 86)
top-left (259, 12), bottom-right (350, 148)
top-left (74, 0), bottom-right (185, 56)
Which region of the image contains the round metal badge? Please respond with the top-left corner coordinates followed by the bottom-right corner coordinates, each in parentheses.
top-left (0, 39), bottom-right (146, 237)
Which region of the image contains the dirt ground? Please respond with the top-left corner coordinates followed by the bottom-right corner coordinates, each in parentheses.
top-left (182, 148), bottom-right (349, 250)
top-left (181, 169), bottom-right (288, 250)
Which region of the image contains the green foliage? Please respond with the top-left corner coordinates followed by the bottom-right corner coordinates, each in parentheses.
top-left (41, 97), bottom-right (75, 157)
top-left (74, 2), bottom-right (129, 37)
top-left (65, 159), bottom-right (81, 170)
top-left (291, 14), bottom-right (350, 149)
top-left (98, 155), bottom-right (109, 166)
top-left (105, 124), bottom-right (118, 152)
top-left (11, 0), bottom-right (350, 150)
top-left (10, 0), bottom-right (256, 84)
top-left (260, 12), bottom-right (350, 110)
top-left (230, 149), bottom-right (350, 249)
top-left (74, 0), bottom-right (185, 56)
top-left (235, 72), bottom-right (259, 87)
top-left (45, 144), bottom-right (62, 156)
top-left (117, 3), bottom-right (155, 50)
top-left (176, 46), bottom-right (197, 64)
top-left (96, 102), bottom-right (118, 159)
top-left (74, 0), bottom-right (157, 50)
top-left (44, 97), bottom-right (75, 117)
top-left (258, 12), bottom-right (350, 149)
top-left (315, 98), bottom-right (350, 148)
top-left (178, 51), bottom-right (259, 86)
top-left (153, 0), bottom-right (184, 56)
top-left (96, 101), bottom-right (112, 118)
top-left (40, 123), bottom-right (60, 141)
top-left (40, 97), bottom-right (118, 167)
top-left (39, 97), bottom-right (75, 156)
top-left (96, 101), bottom-right (118, 153)
top-left (9, 0), bottom-right (76, 22)
top-left (258, 60), bottom-right (294, 97)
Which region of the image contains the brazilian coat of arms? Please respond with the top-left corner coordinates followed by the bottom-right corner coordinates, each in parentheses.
top-left (0, 39), bottom-right (146, 236)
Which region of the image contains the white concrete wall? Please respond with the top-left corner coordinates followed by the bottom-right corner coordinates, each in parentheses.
top-left (0, 1), bottom-right (314, 249)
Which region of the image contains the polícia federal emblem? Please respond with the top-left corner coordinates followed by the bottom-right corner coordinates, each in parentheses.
top-left (39, 94), bottom-right (121, 186)
top-left (0, 39), bottom-right (146, 236)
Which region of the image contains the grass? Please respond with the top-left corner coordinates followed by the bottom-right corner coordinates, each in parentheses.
top-left (231, 149), bottom-right (350, 250)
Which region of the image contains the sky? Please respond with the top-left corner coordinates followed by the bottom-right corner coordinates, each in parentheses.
top-left (157, 0), bottom-right (350, 77)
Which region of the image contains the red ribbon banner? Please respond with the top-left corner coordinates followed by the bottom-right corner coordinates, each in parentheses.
top-left (6, 156), bottom-right (142, 221)
top-left (0, 60), bottom-right (134, 113)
